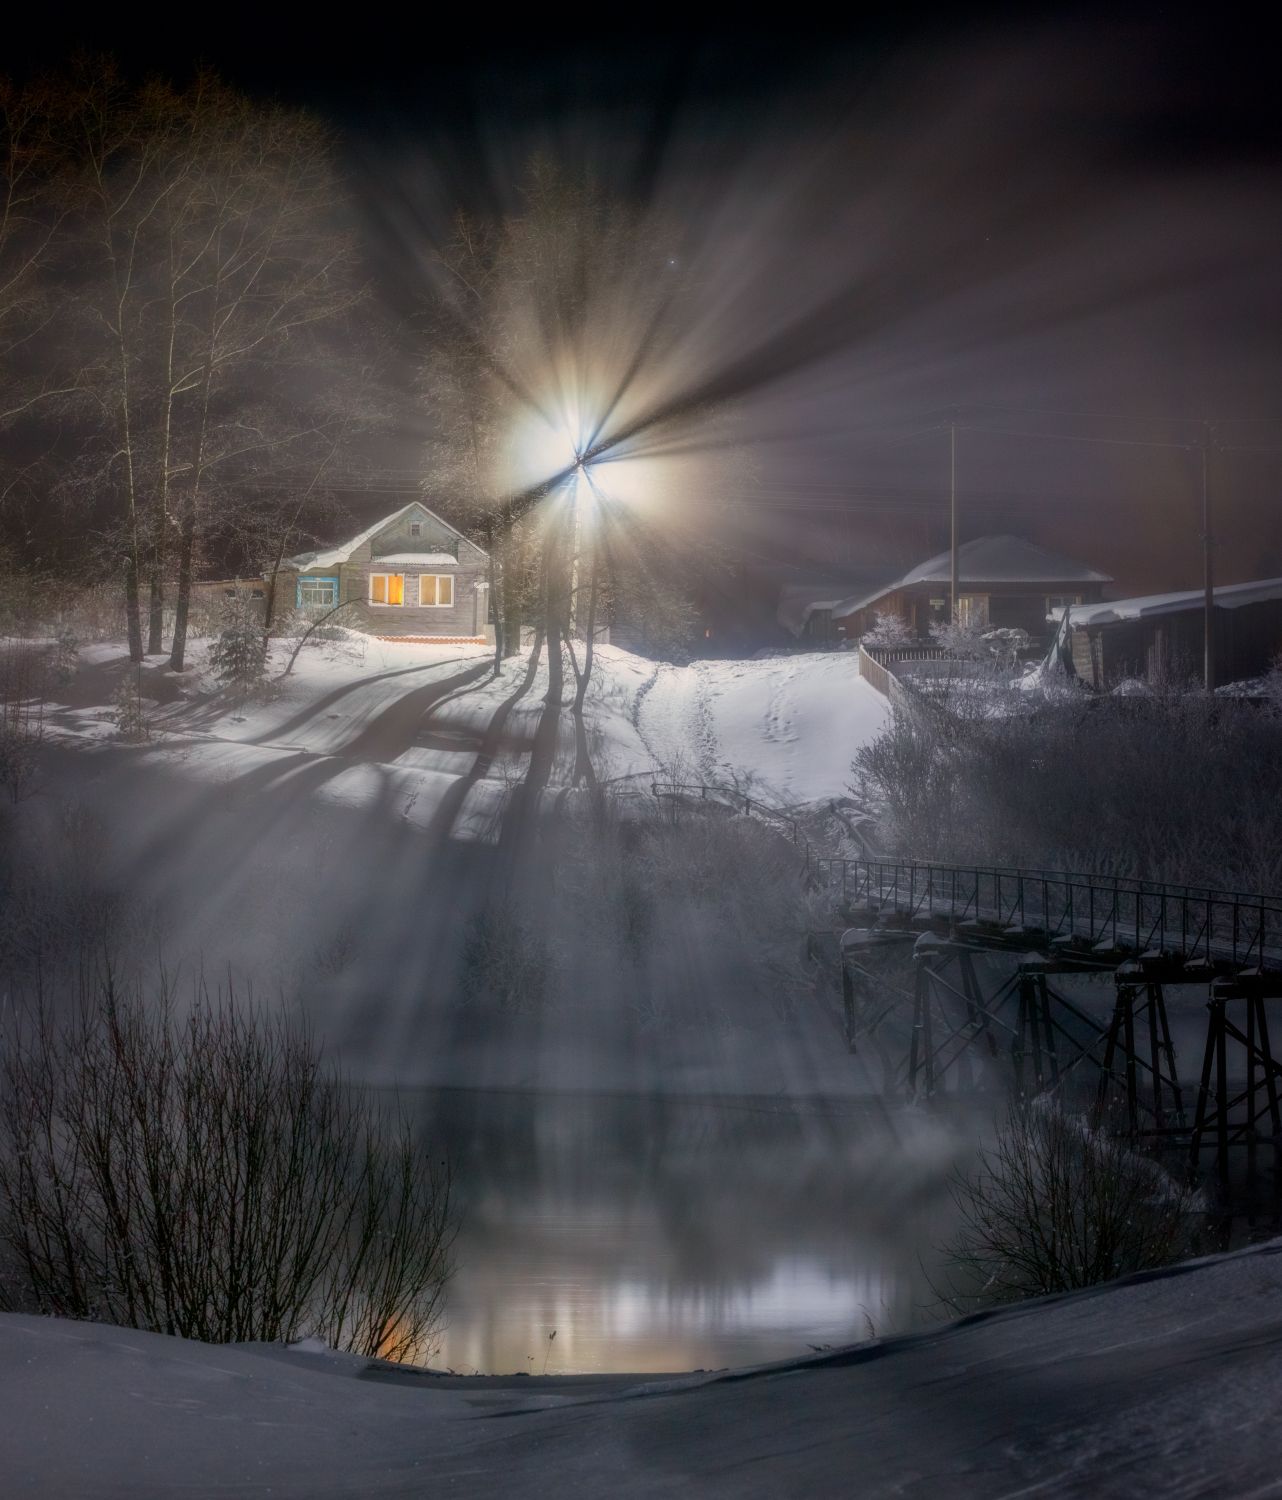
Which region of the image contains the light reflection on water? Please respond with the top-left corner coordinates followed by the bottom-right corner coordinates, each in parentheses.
top-left (413, 1088), bottom-right (976, 1375)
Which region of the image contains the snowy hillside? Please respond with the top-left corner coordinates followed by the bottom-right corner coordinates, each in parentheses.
top-left (46, 638), bottom-right (889, 822)
top-left (6, 1238), bottom-right (1282, 1498)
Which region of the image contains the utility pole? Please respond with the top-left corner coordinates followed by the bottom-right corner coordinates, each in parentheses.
top-left (1202, 422), bottom-right (1215, 692)
top-left (949, 420), bottom-right (959, 624)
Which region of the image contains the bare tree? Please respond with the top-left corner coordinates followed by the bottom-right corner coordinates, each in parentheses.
top-left (64, 63), bottom-right (364, 664)
top-left (0, 72), bottom-right (79, 426)
top-left (0, 980), bottom-right (454, 1361)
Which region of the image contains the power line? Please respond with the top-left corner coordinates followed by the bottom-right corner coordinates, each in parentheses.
top-left (956, 424), bottom-right (1195, 453)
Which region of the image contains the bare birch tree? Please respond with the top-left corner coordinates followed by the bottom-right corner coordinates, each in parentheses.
top-left (68, 63), bottom-right (364, 663)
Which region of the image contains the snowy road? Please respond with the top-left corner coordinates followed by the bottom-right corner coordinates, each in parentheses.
top-left (6, 1238), bottom-right (1282, 1497)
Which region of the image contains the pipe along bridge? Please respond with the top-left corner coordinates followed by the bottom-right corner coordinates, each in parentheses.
top-left (810, 859), bottom-right (1282, 1195)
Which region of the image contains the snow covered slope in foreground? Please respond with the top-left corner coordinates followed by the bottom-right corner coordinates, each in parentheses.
top-left (7, 1239), bottom-right (1282, 1498)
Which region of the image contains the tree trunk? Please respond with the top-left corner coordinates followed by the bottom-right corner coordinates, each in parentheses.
top-left (572, 542), bottom-right (600, 716)
top-left (262, 568), bottom-right (281, 632)
top-left (168, 502), bottom-right (197, 671)
top-left (147, 560), bottom-right (165, 655)
top-left (124, 554), bottom-right (144, 663)
top-left (543, 561), bottom-right (563, 707)
top-left (487, 528), bottom-right (503, 673)
top-left (501, 527), bottom-right (522, 659)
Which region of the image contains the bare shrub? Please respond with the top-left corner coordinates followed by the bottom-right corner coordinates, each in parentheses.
top-left (459, 907), bottom-right (556, 1013)
top-left (0, 982), bottom-right (454, 1361)
top-left (555, 785), bottom-right (815, 1028)
top-left (854, 690), bottom-right (1282, 892)
top-left (938, 1101), bottom-right (1204, 1310)
top-left (0, 641), bottom-right (47, 802)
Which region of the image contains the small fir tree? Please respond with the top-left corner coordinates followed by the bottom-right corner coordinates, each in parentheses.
top-left (208, 598), bottom-right (268, 701)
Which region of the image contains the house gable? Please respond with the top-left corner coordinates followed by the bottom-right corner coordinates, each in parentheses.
top-left (366, 503), bottom-right (466, 562)
top-left (285, 501), bottom-right (488, 573)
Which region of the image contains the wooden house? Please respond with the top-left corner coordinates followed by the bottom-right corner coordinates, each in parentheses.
top-left (1059, 578), bottom-right (1282, 689)
top-left (275, 502), bottom-right (491, 641)
top-left (806, 536), bottom-right (1111, 645)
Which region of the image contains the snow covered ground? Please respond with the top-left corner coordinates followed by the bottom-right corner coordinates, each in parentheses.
top-left (42, 636), bottom-right (889, 829)
top-left (628, 648), bottom-right (890, 802)
top-left (6, 1237), bottom-right (1282, 1497)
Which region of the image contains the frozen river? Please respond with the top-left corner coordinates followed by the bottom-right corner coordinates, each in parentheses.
top-left (411, 1087), bottom-right (974, 1375)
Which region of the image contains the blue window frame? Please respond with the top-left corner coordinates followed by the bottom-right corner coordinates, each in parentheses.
top-left (296, 575), bottom-right (339, 610)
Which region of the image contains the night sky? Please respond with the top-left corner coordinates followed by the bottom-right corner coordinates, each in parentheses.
top-left (25, 9), bottom-right (1282, 595)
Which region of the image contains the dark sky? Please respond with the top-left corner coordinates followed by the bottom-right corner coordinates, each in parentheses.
top-left (25, 9), bottom-right (1282, 592)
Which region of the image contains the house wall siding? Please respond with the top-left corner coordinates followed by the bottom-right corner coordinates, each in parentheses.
top-left (341, 557), bottom-right (489, 635)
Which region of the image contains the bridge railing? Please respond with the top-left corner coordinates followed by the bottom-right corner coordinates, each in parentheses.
top-left (649, 781), bottom-right (801, 845)
top-left (812, 857), bottom-right (1282, 970)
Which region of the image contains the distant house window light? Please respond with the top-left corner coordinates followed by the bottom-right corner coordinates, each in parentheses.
top-left (370, 573), bottom-right (405, 606)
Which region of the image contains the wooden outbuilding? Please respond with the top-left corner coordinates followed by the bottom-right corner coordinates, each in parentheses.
top-left (785, 535), bottom-right (1111, 646)
top-left (1059, 578), bottom-right (1282, 689)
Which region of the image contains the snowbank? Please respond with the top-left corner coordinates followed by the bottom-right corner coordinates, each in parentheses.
top-left (6, 1238), bottom-right (1282, 1496)
top-left (625, 648), bottom-right (890, 803)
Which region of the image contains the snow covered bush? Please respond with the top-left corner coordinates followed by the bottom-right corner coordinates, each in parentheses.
top-left (981, 626), bottom-right (1030, 671)
top-left (928, 618), bottom-right (989, 659)
top-left (51, 626), bottom-right (80, 686)
top-left (860, 611), bottom-right (915, 650)
top-left (939, 1101), bottom-right (1203, 1308)
top-left (208, 599), bottom-right (268, 699)
top-left (0, 983), bottom-right (454, 1361)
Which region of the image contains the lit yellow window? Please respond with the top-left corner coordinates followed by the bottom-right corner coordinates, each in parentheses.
top-left (370, 574), bottom-right (404, 605)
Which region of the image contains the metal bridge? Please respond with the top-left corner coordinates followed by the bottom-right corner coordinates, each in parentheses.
top-left (819, 857), bottom-right (1282, 1193)
top-left (639, 780), bottom-right (1282, 1197)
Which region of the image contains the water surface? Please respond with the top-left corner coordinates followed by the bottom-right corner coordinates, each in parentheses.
top-left (415, 1087), bottom-right (974, 1375)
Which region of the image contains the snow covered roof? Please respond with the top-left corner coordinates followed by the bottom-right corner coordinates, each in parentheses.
top-left (283, 502), bottom-right (479, 571)
top-left (830, 536), bottom-right (1112, 619)
top-left (777, 584), bottom-right (862, 636)
top-left (369, 553), bottom-right (458, 567)
top-left (1066, 577), bottom-right (1282, 628)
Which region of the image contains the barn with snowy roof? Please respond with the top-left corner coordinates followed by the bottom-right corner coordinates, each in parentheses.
top-left (787, 535), bottom-right (1111, 646)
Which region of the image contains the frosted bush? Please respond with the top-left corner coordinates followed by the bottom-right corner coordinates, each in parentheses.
top-left (861, 610), bottom-right (915, 649)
